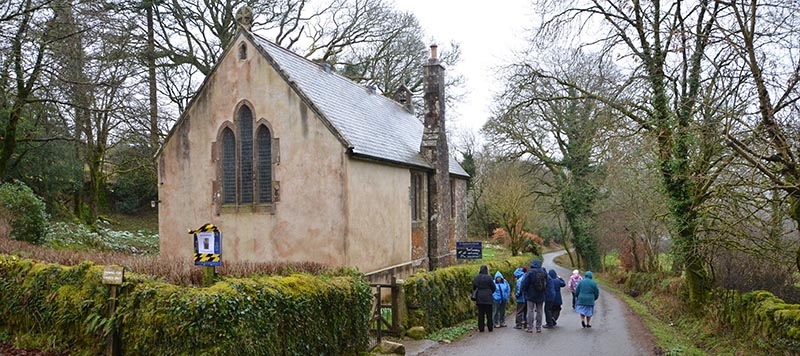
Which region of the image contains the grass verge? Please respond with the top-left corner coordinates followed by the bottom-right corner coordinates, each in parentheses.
top-left (427, 320), bottom-right (478, 342)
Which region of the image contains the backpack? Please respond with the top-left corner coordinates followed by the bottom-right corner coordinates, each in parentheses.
top-left (532, 270), bottom-right (547, 292)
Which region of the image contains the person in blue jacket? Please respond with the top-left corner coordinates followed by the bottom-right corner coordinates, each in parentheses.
top-left (543, 269), bottom-right (566, 328)
top-left (513, 267), bottom-right (528, 329)
top-left (575, 271), bottom-right (600, 328)
top-left (492, 271), bottom-right (511, 328)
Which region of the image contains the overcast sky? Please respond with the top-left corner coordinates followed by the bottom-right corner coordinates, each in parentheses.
top-left (394, 0), bottom-right (536, 136)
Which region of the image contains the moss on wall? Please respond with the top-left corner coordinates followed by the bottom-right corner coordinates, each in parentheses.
top-left (733, 290), bottom-right (800, 348)
top-left (0, 254), bottom-right (372, 355)
top-left (620, 269), bottom-right (800, 352)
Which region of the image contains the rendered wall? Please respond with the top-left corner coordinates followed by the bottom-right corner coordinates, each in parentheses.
top-left (157, 34), bottom-right (347, 266)
top-left (346, 159), bottom-right (413, 273)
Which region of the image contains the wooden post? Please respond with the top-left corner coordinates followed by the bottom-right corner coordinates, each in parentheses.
top-left (375, 286), bottom-right (382, 345)
top-left (103, 265), bottom-right (124, 356)
top-left (106, 285), bottom-right (120, 356)
top-left (390, 276), bottom-right (398, 333)
top-left (202, 266), bottom-right (215, 286)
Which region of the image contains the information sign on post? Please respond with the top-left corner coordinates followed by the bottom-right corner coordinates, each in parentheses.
top-left (188, 223), bottom-right (222, 287)
top-left (102, 266), bottom-right (124, 285)
top-left (102, 265), bottom-right (123, 356)
top-left (456, 241), bottom-right (483, 260)
top-left (188, 223), bottom-right (222, 267)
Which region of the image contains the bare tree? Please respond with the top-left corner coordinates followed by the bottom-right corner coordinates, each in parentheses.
top-left (716, 0), bottom-right (800, 272)
top-left (482, 160), bottom-right (540, 256)
top-left (486, 48), bottom-right (616, 270)
top-left (0, 0), bottom-right (56, 180)
top-left (46, 0), bottom-right (143, 223)
top-left (596, 134), bottom-right (670, 273)
top-left (530, 0), bottom-right (734, 308)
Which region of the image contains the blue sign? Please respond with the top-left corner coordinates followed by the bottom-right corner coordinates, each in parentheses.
top-left (456, 241), bottom-right (483, 260)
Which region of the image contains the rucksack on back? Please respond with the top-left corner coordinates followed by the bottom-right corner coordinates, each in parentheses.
top-left (533, 270), bottom-right (546, 292)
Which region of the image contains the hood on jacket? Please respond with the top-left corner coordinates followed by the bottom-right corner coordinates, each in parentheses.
top-left (530, 259), bottom-right (542, 269)
top-left (513, 267), bottom-right (525, 278)
top-left (585, 271), bottom-right (593, 279)
top-left (494, 271), bottom-right (505, 281)
top-left (548, 269), bottom-right (558, 278)
top-left (479, 265), bottom-right (489, 274)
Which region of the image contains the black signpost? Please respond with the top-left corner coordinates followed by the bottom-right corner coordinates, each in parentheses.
top-left (456, 241), bottom-right (483, 260)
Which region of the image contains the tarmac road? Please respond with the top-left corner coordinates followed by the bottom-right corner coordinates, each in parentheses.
top-left (416, 250), bottom-right (656, 356)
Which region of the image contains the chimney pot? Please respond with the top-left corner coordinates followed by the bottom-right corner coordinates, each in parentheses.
top-left (430, 44), bottom-right (438, 60)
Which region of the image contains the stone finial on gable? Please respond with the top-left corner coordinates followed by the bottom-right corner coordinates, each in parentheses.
top-left (235, 6), bottom-right (254, 31)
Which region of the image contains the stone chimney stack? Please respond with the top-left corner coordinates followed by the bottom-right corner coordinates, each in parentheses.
top-left (393, 84), bottom-right (413, 113)
top-left (421, 44), bottom-right (452, 270)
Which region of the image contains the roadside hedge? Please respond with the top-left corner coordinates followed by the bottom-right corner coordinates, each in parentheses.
top-left (0, 254), bottom-right (372, 355)
top-left (403, 256), bottom-right (532, 331)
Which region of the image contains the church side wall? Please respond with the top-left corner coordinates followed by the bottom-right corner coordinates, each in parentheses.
top-left (346, 159), bottom-right (413, 275)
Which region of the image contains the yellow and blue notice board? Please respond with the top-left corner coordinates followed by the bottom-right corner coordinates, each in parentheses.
top-left (188, 223), bottom-right (222, 267)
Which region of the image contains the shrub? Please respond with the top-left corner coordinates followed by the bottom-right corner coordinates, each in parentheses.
top-left (0, 181), bottom-right (48, 244)
top-left (492, 228), bottom-right (542, 255)
top-left (0, 254), bottom-right (371, 355)
top-left (403, 256), bottom-right (531, 331)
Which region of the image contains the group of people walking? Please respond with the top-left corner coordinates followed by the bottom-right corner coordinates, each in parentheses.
top-left (472, 258), bottom-right (599, 333)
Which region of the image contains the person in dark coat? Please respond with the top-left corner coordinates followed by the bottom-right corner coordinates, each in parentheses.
top-left (473, 265), bottom-right (497, 332)
top-left (575, 271), bottom-right (600, 328)
top-left (520, 259), bottom-right (548, 333)
top-left (543, 269), bottom-right (566, 328)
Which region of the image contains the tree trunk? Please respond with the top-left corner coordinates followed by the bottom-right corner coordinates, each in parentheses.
top-left (146, 4), bottom-right (159, 156)
top-left (790, 196), bottom-right (800, 273)
top-left (562, 233), bottom-right (575, 267)
top-left (0, 103), bottom-right (23, 180)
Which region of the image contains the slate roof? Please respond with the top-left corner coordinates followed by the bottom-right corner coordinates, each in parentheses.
top-left (251, 34), bottom-right (469, 178)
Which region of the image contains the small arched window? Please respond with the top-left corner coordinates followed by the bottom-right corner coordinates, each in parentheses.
top-left (239, 42), bottom-right (247, 60)
top-left (256, 125), bottom-right (272, 204)
top-left (221, 128), bottom-right (237, 205)
top-left (238, 105), bottom-right (254, 204)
